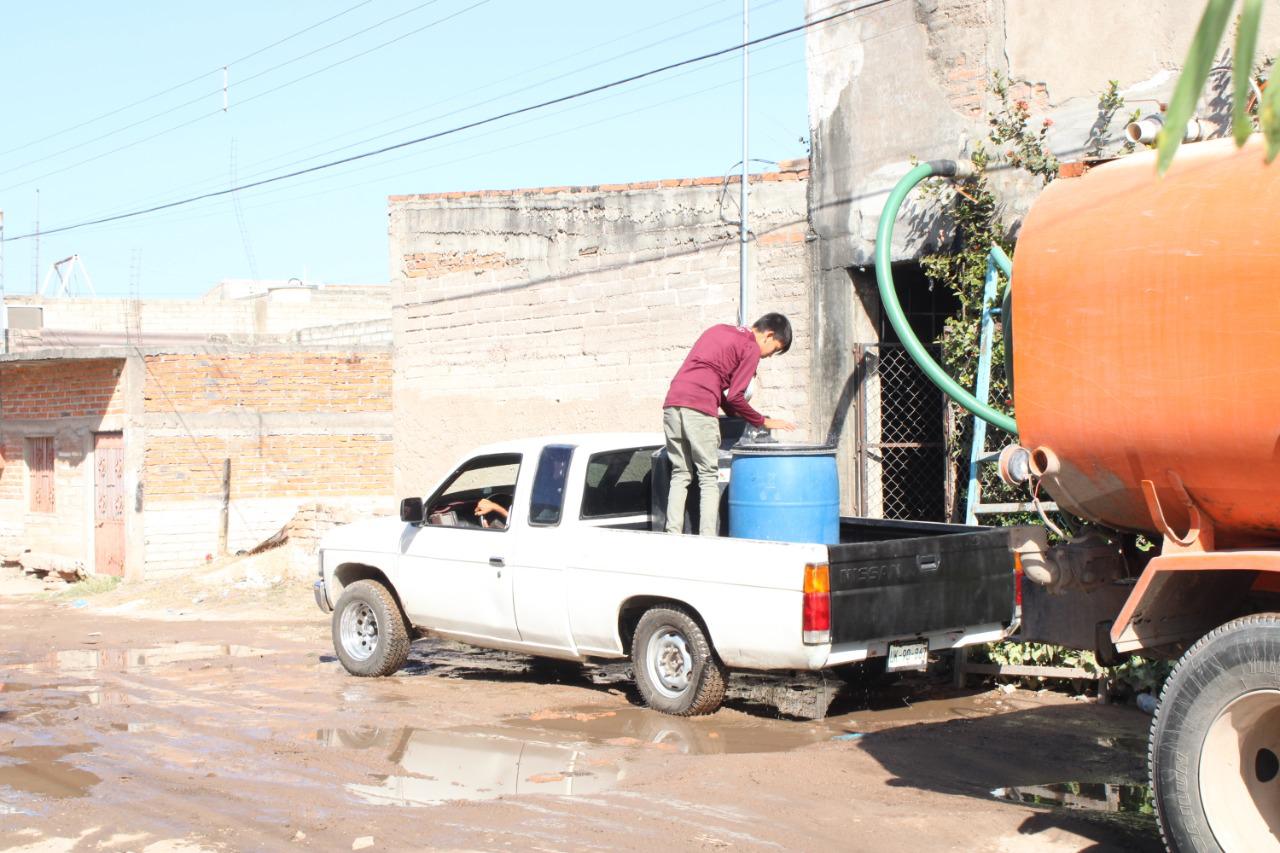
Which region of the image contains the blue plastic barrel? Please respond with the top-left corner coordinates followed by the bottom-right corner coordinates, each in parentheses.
top-left (728, 445), bottom-right (840, 544)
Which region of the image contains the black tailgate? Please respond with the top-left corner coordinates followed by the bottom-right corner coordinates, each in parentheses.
top-left (827, 527), bottom-right (1016, 644)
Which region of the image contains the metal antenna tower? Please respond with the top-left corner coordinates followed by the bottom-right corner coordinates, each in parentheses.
top-left (41, 254), bottom-right (96, 297)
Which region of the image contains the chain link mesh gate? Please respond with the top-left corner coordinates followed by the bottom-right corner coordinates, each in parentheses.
top-left (853, 343), bottom-right (951, 521)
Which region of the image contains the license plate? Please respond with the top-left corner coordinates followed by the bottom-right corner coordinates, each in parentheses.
top-left (885, 640), bottom-right (929, 672)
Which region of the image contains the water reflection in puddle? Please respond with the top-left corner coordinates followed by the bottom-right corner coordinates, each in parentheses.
top-left (501, 706), bottom-right (831, 755)
top-left (317, 727), bottom-right (620, 806)
top-left (993, 781), bottom-right (1156, 816)
top-left (0, 744), bottom-right (100, 799)
top-left (317, 707), bottom-right (830, 806)
top-left (15, 643), bottom-right (274, 676)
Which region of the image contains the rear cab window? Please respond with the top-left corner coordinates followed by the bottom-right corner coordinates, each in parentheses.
top-left (581, 447), bottom-right (659, 520)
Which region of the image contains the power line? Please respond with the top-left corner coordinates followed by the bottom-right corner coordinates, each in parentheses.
top-left (68, 0), bottom-right (753, 222)
top-left (2, 3), bottom-right (873, 244)
top-left (0, 0), bottom-right (376, 161)
top-left (0, 0), bottom-right (474, 191)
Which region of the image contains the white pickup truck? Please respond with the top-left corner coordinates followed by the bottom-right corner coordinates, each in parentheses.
top-left (315, 433), bottom-right (1022, 715)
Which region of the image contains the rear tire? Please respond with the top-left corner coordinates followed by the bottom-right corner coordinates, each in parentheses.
top-left (1150, 613), bottom-right (1280, 853)
top-left (631, 606), bottom-right (727, 716)
top-left (331, 580), bottom-right (410, 677)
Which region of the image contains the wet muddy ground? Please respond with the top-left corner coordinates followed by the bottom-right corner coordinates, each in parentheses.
top-left (0, 582), bottom-right (1163, 852)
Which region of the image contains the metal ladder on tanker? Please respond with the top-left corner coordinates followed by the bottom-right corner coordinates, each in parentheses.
top-left (952, 245), bottom-right (1109, 696)
top-left (963, 246), bottom-right (1056, 525)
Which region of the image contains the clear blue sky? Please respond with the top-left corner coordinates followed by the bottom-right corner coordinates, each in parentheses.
top-left (0, 0), bottom-right (810, 299)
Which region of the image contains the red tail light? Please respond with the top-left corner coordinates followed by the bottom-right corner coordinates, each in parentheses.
top-left (1013, 553), bottom-right (1024, 607)
top-left (803, 562), bottom-right (831, 644)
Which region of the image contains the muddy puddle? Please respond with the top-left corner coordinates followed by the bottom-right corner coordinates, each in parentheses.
top-left (0, 744), bottom-right (100, 801)
top-left (315, 706), bottom-right (833, 807)
top-left (11, 643), bottom-right (275, 676)
top-left (825, 690), bottom-right (1009, 733)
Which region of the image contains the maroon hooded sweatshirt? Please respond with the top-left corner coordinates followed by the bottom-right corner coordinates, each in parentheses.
top-left (662, 324), bottom-right (765, 427)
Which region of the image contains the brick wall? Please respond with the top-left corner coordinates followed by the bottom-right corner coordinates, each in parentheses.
top-left (388, 163), bottom-right (812, 492)
top-left (139, 350), bottom-right (394, 573)
top-left (0, 360), bottom-right (126, 420)
top-left (0, 435), bottom-right (25, 529)
top-left (143, 434), bottom-right (391, 500)
top-left (143, 352), bottom-right (390, 415)
top-left (0, 358), bottom-right (125, 564)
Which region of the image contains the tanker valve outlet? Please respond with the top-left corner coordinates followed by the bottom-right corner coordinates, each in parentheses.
top-left (998, 445), bottom-right (1032, 486)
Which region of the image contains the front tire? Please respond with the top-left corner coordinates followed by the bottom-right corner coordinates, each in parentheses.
top-left (631, 606), bottom-right (727, 716)
top-left (331, 580), bottom-right (410, 677)
top-left (1150, 613), bottom-right (1280, 853)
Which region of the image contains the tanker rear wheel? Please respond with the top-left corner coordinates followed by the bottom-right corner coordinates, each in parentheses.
top-left (1150, 613), bottom-right (1280, 853)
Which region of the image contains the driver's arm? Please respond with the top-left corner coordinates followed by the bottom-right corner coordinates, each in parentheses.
top-left (474, 498), bottom-right (508, 520)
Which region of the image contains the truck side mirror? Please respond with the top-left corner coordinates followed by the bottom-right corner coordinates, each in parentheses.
top-left (400, 497), bottom-right (424, 523)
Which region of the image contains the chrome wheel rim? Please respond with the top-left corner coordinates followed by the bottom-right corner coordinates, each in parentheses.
top-left (340, 601), bottom-right (379, 662)
top-left (1199, 688), bottom-right (1280, 852)
top-left (645, 628), bottom-right (693, 699)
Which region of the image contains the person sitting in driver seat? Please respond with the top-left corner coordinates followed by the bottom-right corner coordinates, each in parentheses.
top-left (474, 496), bottom-right (511, 529)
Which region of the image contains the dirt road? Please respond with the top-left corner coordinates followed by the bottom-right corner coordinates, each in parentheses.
top-left (0, 573), bottom-right (1162, 852)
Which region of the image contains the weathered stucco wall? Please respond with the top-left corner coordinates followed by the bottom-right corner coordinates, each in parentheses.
top-left (804, 0), bottom-right (1280, 513)
top-left (808, 0), bottom-right (1280, 269)
top-left (388, 165), bottom-right (812, 495)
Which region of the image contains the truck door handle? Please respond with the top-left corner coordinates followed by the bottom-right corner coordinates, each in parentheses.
top-left (917, 554), bottom-right (940, 573)
top-left (489, 557), bottom-right (505, 567)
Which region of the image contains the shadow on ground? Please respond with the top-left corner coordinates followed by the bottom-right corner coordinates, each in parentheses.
top-left (855, 702), bottom-right (1161, 852)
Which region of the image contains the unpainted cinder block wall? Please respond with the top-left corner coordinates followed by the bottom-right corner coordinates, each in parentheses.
top-left (140, 350), bottom-right (394, 574)
top-left (388, 164), bottom-right (813, 494)
top-left (0, 359), bottom-right (128, 567)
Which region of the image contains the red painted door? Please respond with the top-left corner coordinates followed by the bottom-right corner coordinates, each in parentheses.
top-left (94, 432), bottom-right (125, 577)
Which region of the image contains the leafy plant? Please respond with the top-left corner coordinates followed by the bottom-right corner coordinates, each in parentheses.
top-left (922, 75), bottom-right (1179, 697)
top-left (1160, 0), bottom-right (1280, 170)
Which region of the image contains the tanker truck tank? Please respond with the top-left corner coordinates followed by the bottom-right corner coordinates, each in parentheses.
top-left (874, 137), bottom-right (1280, 853)
top-left (1012, 135), bottom-right (1280, 549)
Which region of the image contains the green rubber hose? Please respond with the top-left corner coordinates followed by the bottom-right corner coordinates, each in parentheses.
top-left (873, 161), bottom-right (1018, 435)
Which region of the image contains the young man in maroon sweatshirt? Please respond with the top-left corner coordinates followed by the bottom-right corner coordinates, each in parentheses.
top-left (662, 313), bottom-right (797, 535)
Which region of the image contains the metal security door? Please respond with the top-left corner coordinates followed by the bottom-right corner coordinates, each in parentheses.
top-left (93, 432), bottom-right (125, 577)
top-left (853, 344), bottom-right (949, 521)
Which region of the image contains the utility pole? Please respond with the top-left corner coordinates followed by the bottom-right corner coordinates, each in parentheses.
top-left (738, 0), bottom-right (751, 326)
top-left (32, 189), bottom-right (39, 294)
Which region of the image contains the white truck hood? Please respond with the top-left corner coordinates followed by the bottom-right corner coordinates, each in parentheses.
top-left (319, 516), bottom-right (407, 554)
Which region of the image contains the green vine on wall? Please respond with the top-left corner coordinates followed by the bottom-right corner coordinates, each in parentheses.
top-left (920, 72), bottom-right (1174, 698)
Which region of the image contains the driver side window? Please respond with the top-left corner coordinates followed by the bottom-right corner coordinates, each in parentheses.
top-left (426, 453), bottom-right (521, 532)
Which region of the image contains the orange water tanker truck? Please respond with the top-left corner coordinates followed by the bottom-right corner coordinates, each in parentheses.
top-left (876, 135), bottom-right (1280, 853)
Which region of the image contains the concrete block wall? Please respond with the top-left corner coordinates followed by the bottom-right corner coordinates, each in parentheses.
top-left (295, 319), bottom-right (393, 347)
top-left (4, 285), bottom-right (391, 350)
top-left (0, 359), bottom-right (127, 564)
top-left (139, 351), bottom-right (394, 574)
top-left (388, 164), bottom-right (812, 493)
